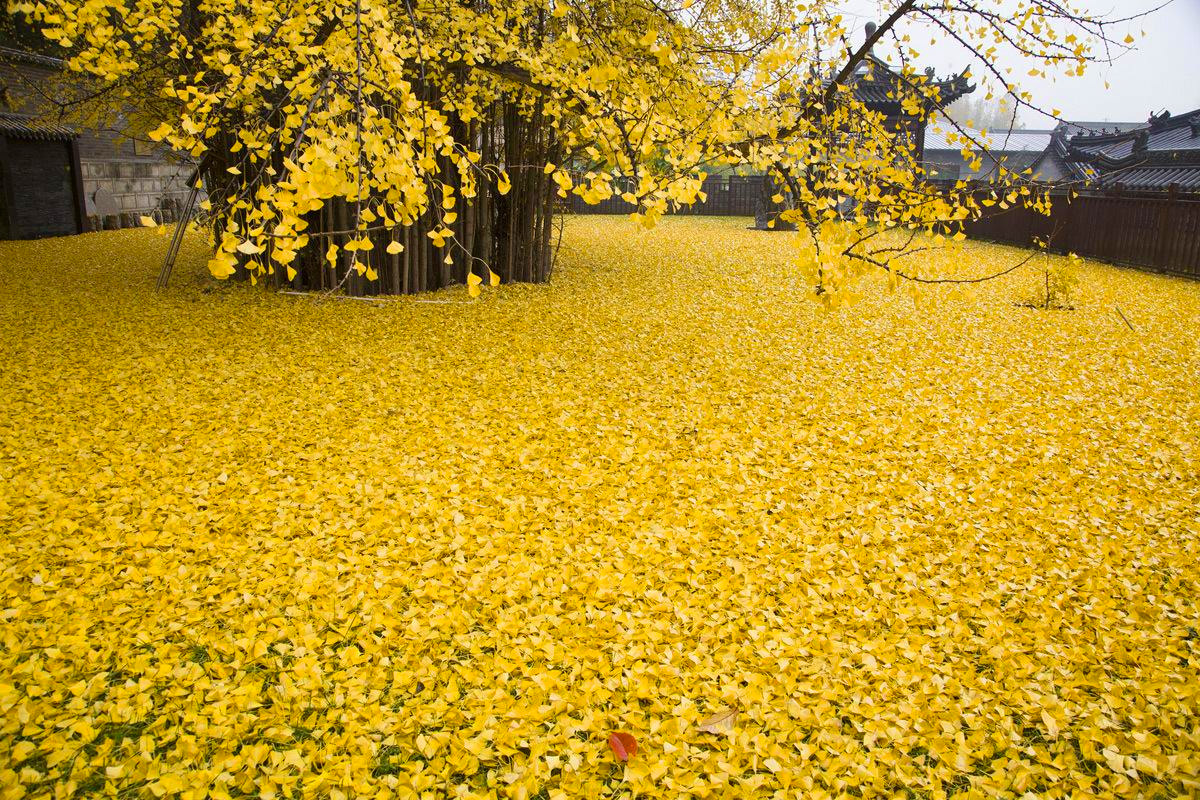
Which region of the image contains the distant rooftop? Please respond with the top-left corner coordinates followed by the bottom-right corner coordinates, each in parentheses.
top-left (837, 54), bottom-right (974, 112)
top-left (924, 127), bottom-right (1054, 153)
top-left (924, 111), bottom-right (1200, 192)
top-left (1052, 109), bottom-right (1200, 191)
top-left (1059, 120), bottom-right (1144, 137)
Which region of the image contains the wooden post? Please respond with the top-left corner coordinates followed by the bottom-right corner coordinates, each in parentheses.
top-left (0, 136), bottom-right (13, 239)
top-left (68, 138), bottom-right (88, 234)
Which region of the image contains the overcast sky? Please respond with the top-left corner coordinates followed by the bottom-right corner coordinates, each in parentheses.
top-left (835, 0), bottom-right (1200, 126)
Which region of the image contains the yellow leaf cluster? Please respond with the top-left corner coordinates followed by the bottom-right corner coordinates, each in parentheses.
top-left (1, 218), bottom-right (1198, 798)
top-left (10, 0), bottom-right (1122, 279)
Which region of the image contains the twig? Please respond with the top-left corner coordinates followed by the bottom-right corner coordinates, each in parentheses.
top-left (1114, 304), bottom-right (1137, 331)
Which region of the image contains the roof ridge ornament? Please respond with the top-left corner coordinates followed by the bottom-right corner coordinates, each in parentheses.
top-left (1148, 110), bottom-right (1171, 131)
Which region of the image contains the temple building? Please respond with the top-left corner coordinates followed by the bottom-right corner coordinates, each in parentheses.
top-left (923, 127), bottom-right (1058, 186)
top-left (922, 111), bottom-right (1200, 194)
top-left (753, 51), bottom-right (974, 230)
top-left (1033, 110), bottom-right (1200, 192)
top-left (844, 54), bottom-right (975, 162)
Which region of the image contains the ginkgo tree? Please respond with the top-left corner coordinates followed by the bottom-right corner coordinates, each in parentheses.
top-left (11, 0), bottom-right (1147, 296)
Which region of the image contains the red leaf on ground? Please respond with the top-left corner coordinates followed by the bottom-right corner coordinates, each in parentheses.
top-left (607, 731), bottom-right (638, 761)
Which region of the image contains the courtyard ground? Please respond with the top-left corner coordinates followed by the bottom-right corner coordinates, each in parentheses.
top-left (1, 217), bottom-right (1198, 798)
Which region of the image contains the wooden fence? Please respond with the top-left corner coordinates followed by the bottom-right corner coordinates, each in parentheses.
top-left (568, 177), bottom-right (1200, 279)
top-left (567, 174), bottom-right (761, 217)
top-left (962, 189), bottom-right (1200, 279)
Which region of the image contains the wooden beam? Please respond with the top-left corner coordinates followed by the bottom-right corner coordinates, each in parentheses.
top-left (67, 138), bottom-right (88, 234)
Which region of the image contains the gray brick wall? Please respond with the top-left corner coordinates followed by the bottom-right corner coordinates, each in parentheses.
top-left (2, 54), bottom-right (197, 232)
top-left (81, 158), bottom-right (193, 214)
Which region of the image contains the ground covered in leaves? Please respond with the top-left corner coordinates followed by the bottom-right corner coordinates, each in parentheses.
top-left (2, 217), bottom-right (1199, 799)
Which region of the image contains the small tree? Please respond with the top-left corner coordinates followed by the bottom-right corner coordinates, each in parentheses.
top-left (1020, 253), bottom-right (1079, 310)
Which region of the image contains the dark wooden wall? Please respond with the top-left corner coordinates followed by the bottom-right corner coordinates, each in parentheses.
top-left (567, 175), bottom-right (761, 217)
top-left (963, 189), bottom-right (1200, 279)
top-left (0, 136), bottom-right (83, 239)
top-left (572, 178), bottom-right (1200, 280)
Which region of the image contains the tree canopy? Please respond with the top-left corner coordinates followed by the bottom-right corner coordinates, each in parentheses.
top-left (10, 0), bottom-right (1145, 296)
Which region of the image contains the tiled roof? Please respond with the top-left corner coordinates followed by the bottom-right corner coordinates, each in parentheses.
top-left (923, 127), bottom-right (1056, 183)
top-left (840, 55), bottom-right (973, 111)
top-left (1059, 120), bottom-right (1143, 137)
top-left (924, 127), bottom-right (1054, 153)
top-left (1043, 109), bottom-right (1200, 190)
top-left (922, 110), bottom-right (1200, 192)
top-left (1100, 165), bottom-right (1200, 191)
top-left (1070, 117), bottom-right (1200, 160)
top-left (0, 112), bottom-right (75, 141)
top-left (0, 45), bottom-right (65, 69)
